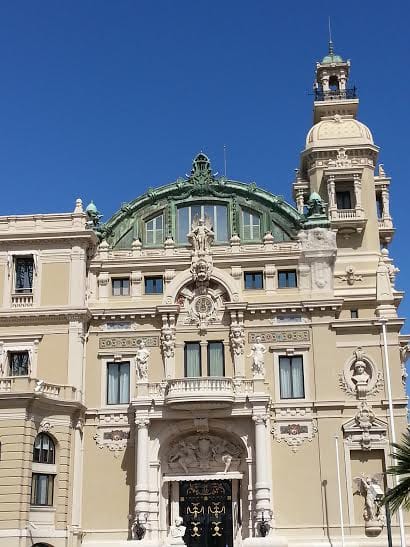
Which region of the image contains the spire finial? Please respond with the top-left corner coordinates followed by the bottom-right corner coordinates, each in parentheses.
top-left (328, 16), bottom-right (334, 55)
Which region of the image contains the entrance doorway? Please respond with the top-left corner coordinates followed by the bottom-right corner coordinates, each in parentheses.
top-left (179, 480), bottom-right (233, 547)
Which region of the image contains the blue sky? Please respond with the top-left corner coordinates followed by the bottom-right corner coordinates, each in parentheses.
top-left (0, 1), bottom-right (409, 325)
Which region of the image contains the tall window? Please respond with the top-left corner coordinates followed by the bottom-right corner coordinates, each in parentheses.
top-left (9, 351), bottom-right (29, 376)
top-left (145, 276), bottom-right (163, 294)
top-left (336, 191), bottom-right (352, 210)
top-left (184, 342), bottom-right (201, 377)
top-left (107, 362), bottom-right (130, 405)
top-left (177, 204), bottom-right (228, 243)
top-left (279, 356), bottom-right (305, 399)
top-left (15, 257), bottom-right (34, 293)
top-left (207, 342), bottom-right (224, 376)
top-left (145, 213), bottom-right (163, 245)
top-left (242, 208), bottom-right (261, 241)
top-left (244, 272), bottom-right (264, 290)
top-left (31, 433), bottom-right (55, 507)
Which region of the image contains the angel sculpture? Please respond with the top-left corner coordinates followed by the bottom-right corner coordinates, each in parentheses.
top-left (187, 216), bottom-right (214, 254)
top-left (353, 474), bottom-right (385, 524)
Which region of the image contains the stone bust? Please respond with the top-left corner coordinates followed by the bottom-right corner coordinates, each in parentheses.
top-left (167, 516), bottom-right (186, 545)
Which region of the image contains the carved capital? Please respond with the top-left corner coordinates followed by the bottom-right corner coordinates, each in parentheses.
top-left (135, 417), bottom-right (150, 429)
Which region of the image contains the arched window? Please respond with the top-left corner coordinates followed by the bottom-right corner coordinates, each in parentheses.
top-left (241, 208), bottom-right (261, 241)
top-left (177, 204), bottom-right (228, 243)
top-left (33, 433), bottom-right (55, 464)
top-left (145, 213), bottom-right (164, 245)
top-left (31, 433), bottom-right (55, 507)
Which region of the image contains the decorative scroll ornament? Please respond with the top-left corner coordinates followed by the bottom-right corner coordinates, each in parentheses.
top-left (177, 283), bottom-right (226, 334)
top-left (343, 402), bottom-right (387, 450)
top-left (93, 429), bottom-right (130, 458)
top-left (353, 474), bottom-right (385, 535)
top-left (339, 347), bottom-right (383, 399)
top-left (167, 433), bottom-right (242, 474)
top-left (327, 147), bottom-right (356, 169)
top-left (271, 407), bottom-right (318, 453)
top-left (338, 266), bottom-right (363, 286)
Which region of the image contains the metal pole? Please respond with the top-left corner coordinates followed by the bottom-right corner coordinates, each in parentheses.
top-left (380, 318), bottom-right (407, 547)
top-left (334, 435), bottom-right (345, 547)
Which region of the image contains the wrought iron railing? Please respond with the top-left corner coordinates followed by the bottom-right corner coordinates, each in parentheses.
top-left (314, 87), bottom-right (357, 101)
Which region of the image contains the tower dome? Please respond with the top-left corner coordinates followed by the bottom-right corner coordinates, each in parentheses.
top-left (306, 115), bottom-right (374, 149)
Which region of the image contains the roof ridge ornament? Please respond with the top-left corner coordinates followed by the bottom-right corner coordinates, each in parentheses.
top-left (188, 152), bottom-right (215, 187)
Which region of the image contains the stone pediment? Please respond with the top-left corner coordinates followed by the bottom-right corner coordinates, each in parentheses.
top-left (343, 403), bottom-right (387, 450)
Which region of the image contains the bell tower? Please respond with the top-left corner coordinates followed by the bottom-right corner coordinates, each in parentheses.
top-left (313, 40), bottom-right (358, 123)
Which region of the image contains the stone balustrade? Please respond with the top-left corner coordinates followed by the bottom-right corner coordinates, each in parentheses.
top-left (0, 376), bottom-right (77, 401)
top-left (11, 293), bottom-right (34, 308)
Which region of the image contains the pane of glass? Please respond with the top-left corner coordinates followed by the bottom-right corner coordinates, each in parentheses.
top-left (252, 218), bottom-right (261, 240)
top-left (191, 205), bottom-right (201, 223)
top-left (119, 363), bottom-right (130, 404)
top-left (15, 258), bottom-right (34, 292)
top-left (122, 279), bottom-right (130, 295)
top-left (208, 342), bottom-right (224, 376)
top-left (156, 214), bottom-right (163, 229)
top-left (178, 207), bottom-right (189, 243)
top-left (37, 474), bottom-right (48, 505)
top-left (107, 363), bottom-right (119, 404)
top-left (154, 228), bottom-right (163, 244)
top-left (288, 272), bottom-right (297, 288)
top-left (216, 205), bottom-right (228, 241)
top-left (243, 226), bottom-right (251, 240)
top-left (204, 205), bottom-right (214, 228)
top-left (243, 210), bottom-right (250, 226)
top-left (291, 357), bottom-right (304, 398)
top-left (254, 273), bottom-right (263, 289)
top-left (113, 280), bottom-right (121, 296)
top-left (146, 219), bottom-right (154, 231)
top-left (279, 357), bottom-right (292, 398)
top-left (154, 278), bottom-right (163, 293)
top-left (146, 230), bottom-right (153, 244)
top-left (244, 274), bottom-right (252, 290)
top-left (278, 272), bottom-right (286, 288)
top-left (185, 343), bottom-right (201, 377)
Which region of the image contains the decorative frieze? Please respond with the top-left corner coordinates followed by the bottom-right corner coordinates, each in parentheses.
top-left (249, 330), bottom-right (310, 344)
top-left (99, 336), bottom-right (159, 350)
top-left (271, 406), bottom-right (317, 452)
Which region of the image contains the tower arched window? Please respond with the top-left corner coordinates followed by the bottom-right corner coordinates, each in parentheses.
top-left (31, 433), bottom-right (56, 506)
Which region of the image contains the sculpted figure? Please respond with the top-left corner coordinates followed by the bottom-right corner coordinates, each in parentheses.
top-left (230, 326), bottom-right (245, 355)
top-left (136, 341), bottom-right (150, 381)
top-left (354, 475), bottom-right (384, 524)
top-left (248, 336), bottom-right (267, 377)
top-left (352, 360), bottom-right (370, 386)
top-left (188, 217), bottom-right (214, 254)
top-left (169, 441), bottom-right (197, 473)
top-left (167, 516), bottom-right (186, 545)
top-left (161, 329), bottom-right (175, 359)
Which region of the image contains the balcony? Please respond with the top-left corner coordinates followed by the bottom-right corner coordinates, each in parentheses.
top-left (329, 207), bottom-right (366, 236)
top-left (0, 376), bottom-right (77, 401)
top-left (378, 217), bottom-right (395, 244)
top-left (314, 88), bottom-right (357, 102)
top-left (11, 293), bottom-right (33, 308)
top-left (165, 377), bottom-right (235, 409)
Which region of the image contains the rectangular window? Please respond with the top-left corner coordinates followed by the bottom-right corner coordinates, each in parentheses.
top-left (9, 351), bottom-right (29, 376)
top-left (207, 341), bottom-right (225, 376)
top-left (177, 204), bottom-right (228, 244)
top-left (351, 309), bottom-right (359, 319)
top-left (336, 191), bottom-right (352, 210)
top-left (107, 362), bottom-right (130, 405)
top-left (145, 276), bottom-right (163, 294)
top-left (184, 342), bottom-right (201, 377)
top-left (242, 209), bottom-right (261, 241)
top-left (376, 195), bottom-right (384, 219)
top-left (244, 272), bottom-right (264, 290)
top-left (15, 257), bottom-right (34, 293)
top-left (278, 270), bottom-right (297, 288)
top-left (112, 278), bottom-right (130, 296)
top-left (145, 214), bottom-right (163, 245)
top-left (31, 473), bottom-right (54, 506)
top-left (279, 356), bottom-right (305, 399)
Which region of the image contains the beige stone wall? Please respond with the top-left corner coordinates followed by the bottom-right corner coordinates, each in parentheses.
top-left (40, 262), bottom-right (70, 307)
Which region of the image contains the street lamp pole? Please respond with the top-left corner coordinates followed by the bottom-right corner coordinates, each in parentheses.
top-left (380, 317), bottom-right (406, 547)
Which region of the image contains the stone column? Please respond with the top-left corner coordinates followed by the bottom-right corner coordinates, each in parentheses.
top-left (252, 413), bottom-right (272, 532)
top-left (327, 176), bottom-right (336, 218)
top-left (135, 416), bottom-right (150, 525)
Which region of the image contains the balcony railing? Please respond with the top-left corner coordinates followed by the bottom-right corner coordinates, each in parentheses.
top-left (332, 208), bottom-right (358, 220)
top-left (314, 88), bottom-right (357, 101)
top-left (11, 293), bottom-right (33, 308)
top-left (162, 377), bottom-right (237, 409)
top-left (0, 376), bottom-right (77, 400)
top-left (378, 217), bottom-right (393, 229)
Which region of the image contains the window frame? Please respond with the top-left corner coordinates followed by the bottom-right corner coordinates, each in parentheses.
top-left (112, 277), bottom-right (130, 297)
top-left (145, 213), bottom-right (164, 246)
top-left (184, 342), bottom-right (202, 377)
top-left (176, 203), bottom-right (229, 244)
top-left (350, 309), bottom-right (359, 319)
top-left (278, 355), bottom-right (305, 399)
top-left (33, 433), bottom-right (55, 465)
top-left (31, 473), bottom-right (54, 507)
top-left (207, 341), bottom-right (225, 377)
top-left (336, 189), bottom-right (353, 210)
top-left (106, 361), bottom-right (131, 405)
top-left (14, 256), bottom-right (35, 294)
top-left (144, 276), bottom-right (164, 294)
top-left (244, 271), bottom-right (264, 290)
top-left (8, 350), bottom-right (30, 376)
top-left (278, 269), bottom-right (298, 289)
top-left (241, 207), bottom-right (261, 242)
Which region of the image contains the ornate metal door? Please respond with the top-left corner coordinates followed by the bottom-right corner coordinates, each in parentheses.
top-left (179, 480), bottom-right (233, 547)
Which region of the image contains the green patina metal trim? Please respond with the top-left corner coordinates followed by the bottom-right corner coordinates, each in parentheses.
top-left (95, 153), bottom-right (324, 247)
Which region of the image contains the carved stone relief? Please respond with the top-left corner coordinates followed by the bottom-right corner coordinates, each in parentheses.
top-left (343, 402), bottom-right (387, 450)
top-left (339, 347), bottom-right (383, 399)
top-left (353, 474), bottom-right (385, 535)
top-left (337, 266), bottom-right (363, 286)
top-left (99, 336), bottom-right (159, 349)
top-left (135, 341), bottom-right (150, 382)
top-left (166, 433), bottom-right (243, 475)
top-left (93, 412), bottom-right (131, 457)
top-left (271, 407), bottom-right (317, 452)
top-left (176, 282), bottom-right (227, 333)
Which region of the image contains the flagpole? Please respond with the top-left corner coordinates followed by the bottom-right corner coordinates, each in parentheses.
top-left (334, 435), bottom-right (345, 547)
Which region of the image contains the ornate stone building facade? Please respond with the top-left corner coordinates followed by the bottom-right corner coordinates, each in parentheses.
top-left (0, 45), bottom-right (408, 547)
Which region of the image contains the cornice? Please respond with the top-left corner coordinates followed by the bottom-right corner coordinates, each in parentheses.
top-left (0, 307), bottom-right (90, 324)
top-left (0, 230), bottom-right (98, 246)
top-left (331, 318), bottom-right (405, 330)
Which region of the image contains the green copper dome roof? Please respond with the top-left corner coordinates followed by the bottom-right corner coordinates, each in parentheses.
top-left (309, 191), bottom-right (322, 201)
top-left (86, 200), bottom-right (97, 214)
top-left (321, 41), bottom-right (343, 64)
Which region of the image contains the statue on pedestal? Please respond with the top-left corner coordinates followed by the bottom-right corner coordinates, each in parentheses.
top-left (167, 516), bottom-right (186, 546)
